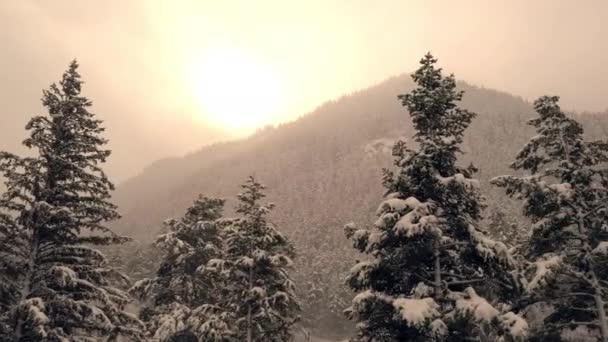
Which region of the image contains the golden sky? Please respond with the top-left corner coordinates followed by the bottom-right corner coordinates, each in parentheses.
top-left (1, 0), bottom-right (607, 180)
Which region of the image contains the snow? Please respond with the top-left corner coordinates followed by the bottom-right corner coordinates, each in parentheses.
top-left (386, 192), bottom-right (401, 199)
top-left (206, 258), bottom-right (225, 269)
top-left (49, 265), bottom-right (78, 287)
top-left (374, 212), bottom-right (398, 228)
top-left (455, 287), bottom-right (499, 323)
top-left (17, 298), bottom-right (50, 338)
top-left (89, 306), bottom-right (113, 331)
top-left (529, 134), bottom-right (543, 141)
top-left (375, 196), bottom-right (442, 238)
top-left (500, 311), bottom-right (528, 338)
top-left (412, 282), bottom-right (433, 298)
top-left (349, 261), bottom-right (377, 285)
top-left (352, 290), bottom-right (378, 307)
top-left (270, 254), bottom-right (293, 267)
top-left (532, 212), bottom-right (569, 232)
top-left (592, 241), bottom-right (608, 255)
top-left (394, 211), bottom-right (440, 237)
top-left (467, 224), bottom-right (514, 266)
top-left (549, 182), bottom-right (573, 198)
top-left (353, 228), bottom-right (369, 241)
top-left (344, 222), bottom-right (357, 230)
top-left (436, 173), bottom-right (480, 190)
top-left (375, 197), bottom-right (423, 215)
top-left (250, 286), bottom-right (267, 298)
top-left (393, 297), bottom-right (441, 327)
top-left (430, 318), bottom-right (448, 337)
top-left (240, 256), bottom-right (254, 267)
top-left (441, 136), bottom-right (456, 145)
top-left (367, 231), bottom-right (384, 247)
top-left (152, 304), bottom-right (190, 340)
top-left (526, 254), bottom-right (562, 292)
top-left (23, 297), bottom-right (49, 325)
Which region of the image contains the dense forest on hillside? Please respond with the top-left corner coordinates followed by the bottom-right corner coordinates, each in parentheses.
top-left (108, 72), bottom-right (608, 338)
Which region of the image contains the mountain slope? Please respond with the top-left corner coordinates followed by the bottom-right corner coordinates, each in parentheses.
top-left (112, 75), bottom-right (537, 240)
top-left (111, 74), bottom-right (608, 337)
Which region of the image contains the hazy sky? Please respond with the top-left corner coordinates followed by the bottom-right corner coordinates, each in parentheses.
top-left (1, 0), bottom-right (607, 181)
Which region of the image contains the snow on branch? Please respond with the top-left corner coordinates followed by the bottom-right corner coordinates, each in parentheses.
top-left (500, 311), bottom-right (529, 339)
top-left (435, 173), bottom-right (480, 190)
top-left (393, 297), bottom-right (442, 328)
top-left (525, 254), bottom-right (563, 292)
top-left (467, 224), bottom-right (515, 266)
top-left (351, 290), bottom-right (443, 330)
top-left (454, 287), bottom-right (500, 323)
top-left (592, 241), bottom-right (608, 255)
top-left (375, 197), bottom-right (440, 238)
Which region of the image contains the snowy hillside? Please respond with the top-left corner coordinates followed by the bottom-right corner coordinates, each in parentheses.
top-left (110, 74), bottom-right (608, 337)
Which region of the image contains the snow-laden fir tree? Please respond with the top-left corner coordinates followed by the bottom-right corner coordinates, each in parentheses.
top-left (344, 54), bottom-right (527, 341)
top-left (0, 209), bottom-right (20, 335)
top-left (0, 61), bottom-right (144, 341)
top-left (492, 96), bottom-right (608, 341)
top-left (210, 176), bottom-right (300, 342)
top-left (130, 195), bottom-right (233, 341)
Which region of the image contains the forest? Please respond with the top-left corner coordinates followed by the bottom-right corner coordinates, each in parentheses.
top-left (2, 53), bottom-right (608, 342)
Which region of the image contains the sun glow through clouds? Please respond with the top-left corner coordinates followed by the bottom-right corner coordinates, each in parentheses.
top-left (192, 49), bottom-right (284, 132)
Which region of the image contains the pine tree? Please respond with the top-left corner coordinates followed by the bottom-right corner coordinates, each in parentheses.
top-left (492, 96), bottom-right (608, 341)
top-left (344, 54), bottom-right (527, 341)
top-left (130, 195), bottom-right (233, 341)
top-left (0, 211), bottom-right (21, 337)
top-left (0, 61), bottom-right (144, 341)
top-left (216, 176), bottom-right (300, 342)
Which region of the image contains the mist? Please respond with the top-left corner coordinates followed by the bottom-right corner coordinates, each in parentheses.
top-left (2, 0), bottom-right (607, 182)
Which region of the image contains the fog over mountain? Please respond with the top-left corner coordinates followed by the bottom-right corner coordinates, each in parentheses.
top-left (2, 0), bottom-right (608, 182)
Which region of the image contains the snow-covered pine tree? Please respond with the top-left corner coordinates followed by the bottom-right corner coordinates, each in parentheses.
top-left (0, 61), bottom-right (144, 341)
top-left (344, 53), bottom-right (527, 341)
top-left (492, 96), bottom-right (608, 341)
top-left (130, 195), bottom-right (233, 341)
top-left (0, 209), bottom-right (21, 337)
top-left (217, 176), bottom-right (300, 342)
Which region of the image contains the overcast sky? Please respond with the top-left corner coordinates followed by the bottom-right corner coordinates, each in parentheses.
top-left (1, 0), bottom-right (607, 182)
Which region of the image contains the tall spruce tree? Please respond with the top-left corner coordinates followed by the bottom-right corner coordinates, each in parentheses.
top-left (0, 61), bottom-right (143, 341)
top-left (344, 54), bottom-right (527, 341)
top-left (130, 195), bottom-right (233, 341)
top-left (492, 96), bottom-right (608, 341)
top-left (0, 209), bottom-right (20, 336)
top-left (213, 176), bottom-right (300, 342)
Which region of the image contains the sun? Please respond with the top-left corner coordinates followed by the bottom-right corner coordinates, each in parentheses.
top-left (191, 49), bottom-right (283, 132)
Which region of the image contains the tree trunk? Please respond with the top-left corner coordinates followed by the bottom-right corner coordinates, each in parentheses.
top-left (594, 291), bottom-right (608, 342)
top-left (15, 233), bottom-right (39, 339)
top-left (434, 239), bottom-right (442, 298)
top-left (247, 265), bottom-right (253, 342)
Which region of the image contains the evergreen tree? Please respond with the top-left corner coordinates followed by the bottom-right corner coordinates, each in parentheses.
top-left (486, 207), bottom-right (522, 245)
top-left (0, 61), bottom-right (143, 341)
top-left (492, 96), bottom-right (608, 341)
top-left (215, 176), bottom-right (300, 342)
top-left (130, 195), bottom-right (233, 341)
top-left (0, 210), bottom-right (20, 336)
top-left (344, 54), bottom-right (527, 341)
